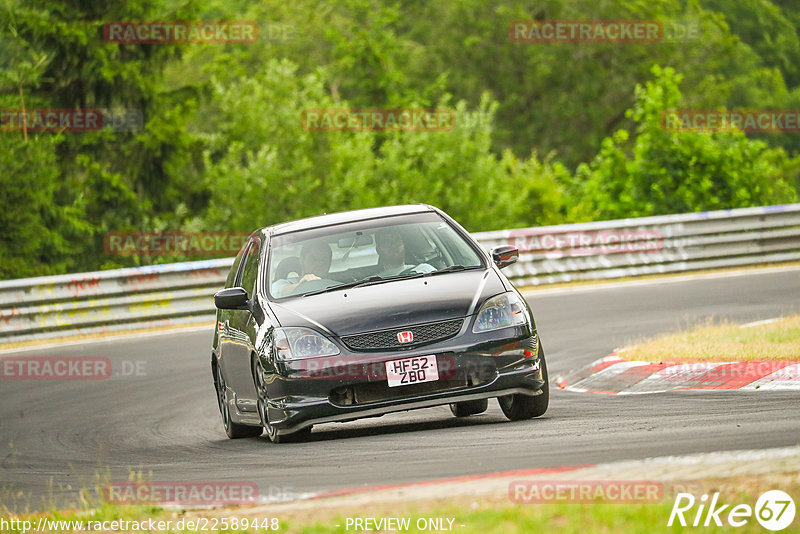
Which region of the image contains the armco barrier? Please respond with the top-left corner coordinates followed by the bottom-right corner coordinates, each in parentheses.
top-left (473, 203), bottom-right (800, 286)
top-left (1, 204), bottom-right (799, 343)
top-left (0, 259), bottom-right (232, 343)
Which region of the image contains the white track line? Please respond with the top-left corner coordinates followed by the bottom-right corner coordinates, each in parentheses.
top-left (523, 264), bottom-right (800, 296)
top-left (0, 323), bottom-right (213, 354)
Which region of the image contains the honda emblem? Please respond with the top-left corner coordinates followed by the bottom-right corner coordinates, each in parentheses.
top-left (397, 330), bottom-right (414, 344)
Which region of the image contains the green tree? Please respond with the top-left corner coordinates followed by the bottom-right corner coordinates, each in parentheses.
top-left (571, 65), bottom-right (798, 221)
top-left (700, 0), bottom-right (800, 87)
top-left (196, 60), bottom-right (566, 234)
top-left (368, 95), bottom-right (568, 231)
top-left (1, 0), bottom-right (206, 272)
top-left (195, 59), bottom-right (377, 232)
top-left (0, 134), bottom-right (90, 278)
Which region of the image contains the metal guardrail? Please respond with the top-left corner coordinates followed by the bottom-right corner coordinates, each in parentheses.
top-left (1, 204), bottom-right (799, 343)
top-left (0, 259), bottom-right (233, 343)
top-left (473, 203), bottom-right (800, 286)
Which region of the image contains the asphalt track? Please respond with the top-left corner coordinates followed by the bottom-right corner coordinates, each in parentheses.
top-left (2, 267), bottom-right (799, 511)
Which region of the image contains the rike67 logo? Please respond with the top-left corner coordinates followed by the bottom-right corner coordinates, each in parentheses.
top-left (668, 490), bottom-right (796, 531)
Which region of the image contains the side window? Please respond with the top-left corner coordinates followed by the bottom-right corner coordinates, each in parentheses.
top-left (226, 240), bottom-right (249, 288)
top-left (240, 238), bottom-right (261, 298)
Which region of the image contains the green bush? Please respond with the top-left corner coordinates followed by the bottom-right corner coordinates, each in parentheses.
top-left (196, 60), bottom-right (567, 234)
top-left (570, 65), bottom-right (798, 221)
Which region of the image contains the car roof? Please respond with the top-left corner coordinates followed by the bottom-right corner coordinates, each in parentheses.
top-left (266, 204), bottom-right (436, 236)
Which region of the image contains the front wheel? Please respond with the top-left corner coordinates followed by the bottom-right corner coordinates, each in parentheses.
top-left (498, 349), bottom-right (549, 421)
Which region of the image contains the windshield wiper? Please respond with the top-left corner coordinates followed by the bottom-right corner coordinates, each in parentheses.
top-left (427, 264), bottom-right (468, 275)
top-left (300, 268), bottom-right (473, 298)
top-left (300, 277), bottom-right (383, 297)
top-left (351, 272), bottom-right (427, 288)
top-left (301, 272), bottom-right (428, 297)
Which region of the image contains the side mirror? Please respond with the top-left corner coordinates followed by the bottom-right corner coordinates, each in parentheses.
top-left (491, 245), bottom-right (519, 269)
top-left (214, 287), bottom-right (249, 310)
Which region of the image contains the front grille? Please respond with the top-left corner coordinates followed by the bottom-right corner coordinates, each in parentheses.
top-left (328, 354), bottom-right (498, 406)
top-left (348, 377), bottom-right (468, 405)
top-left (341, 318), bottom-right (464, 352)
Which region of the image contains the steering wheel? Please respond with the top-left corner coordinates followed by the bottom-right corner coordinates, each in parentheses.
top-left (414, 250), bottom-right (443, 269)
top-left (285, 275), bottom-right (323, 296)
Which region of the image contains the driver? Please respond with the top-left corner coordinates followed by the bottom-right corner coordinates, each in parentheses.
top-left (375, 229), bottom-right (434, 276)
top-left (272, 241), bottom-right (338, 297)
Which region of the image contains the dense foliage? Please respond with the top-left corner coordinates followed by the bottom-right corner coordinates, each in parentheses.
top-left (1, 0), bottom-right (798, 278)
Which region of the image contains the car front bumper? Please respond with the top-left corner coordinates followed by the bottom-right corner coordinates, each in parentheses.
top-left (258, 329), bottom-right (544, 435)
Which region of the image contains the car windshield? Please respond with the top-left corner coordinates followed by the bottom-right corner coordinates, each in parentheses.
top-left (266, 212), bottom-right (484, 299)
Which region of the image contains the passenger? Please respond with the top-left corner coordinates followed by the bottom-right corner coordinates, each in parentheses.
top-left (375, 229), bottom-right (434, 276)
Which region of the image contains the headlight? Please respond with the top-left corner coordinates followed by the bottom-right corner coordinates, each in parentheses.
top-left (273, 327), bottom-right (340, 361)
top-left (473, 292), bottom-right (530, 333)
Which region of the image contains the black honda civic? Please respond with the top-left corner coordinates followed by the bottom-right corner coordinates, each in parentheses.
top-left (211, 204), bottom-right (548, 442)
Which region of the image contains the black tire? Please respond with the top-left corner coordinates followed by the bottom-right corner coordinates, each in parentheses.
top-left (449, 398), bottom-right (489, 417)
top-left (253, 355), bottom-right (312, 444)
top-left (262, 413), bottom-right (313, 444)
top-left (498, 349), bottom-right (549, 421)
top-left (214, 362), bottom-right (262, 439)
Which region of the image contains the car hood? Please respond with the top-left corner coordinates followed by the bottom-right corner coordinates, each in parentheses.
top-left (269, 269), bottom-right (507, 336)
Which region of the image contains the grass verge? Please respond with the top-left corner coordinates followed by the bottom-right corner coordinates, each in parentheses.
top-left (271, 474), bottom-right (800, 533)
top-left (3, 473), bottom-right (798, 533)
top-left (619, 315), bottom-right (800, 363)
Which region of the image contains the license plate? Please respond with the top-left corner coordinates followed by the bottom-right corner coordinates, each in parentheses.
top-left (385, 355), bottom-right (439, 387)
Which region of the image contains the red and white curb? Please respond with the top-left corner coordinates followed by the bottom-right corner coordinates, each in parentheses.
top-left (555, 354), bottom-right (800, 394)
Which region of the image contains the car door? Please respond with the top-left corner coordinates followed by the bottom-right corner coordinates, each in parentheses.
top-left (216, 239), bottom-right (247, 366)
top-left (221, 236), bottom-right (261, 412)
top-left (217, 239), bottom-right (261, 412)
